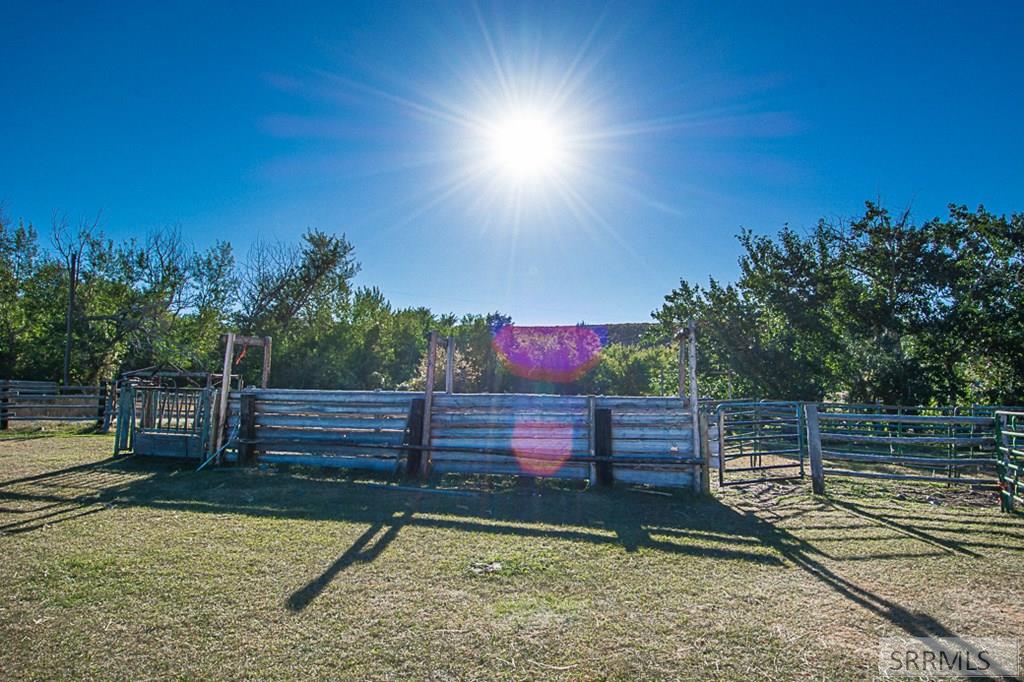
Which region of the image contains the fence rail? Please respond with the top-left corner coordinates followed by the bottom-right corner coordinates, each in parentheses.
top-left (1, 379), bottom-right (111, 431)
top-left (997, 411), bottom-right (1024, 512)
top-left (805, 403), bottom-right (1000, 494)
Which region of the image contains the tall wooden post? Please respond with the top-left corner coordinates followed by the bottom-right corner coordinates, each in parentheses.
top-left (420, 331), bottom-right (438, 478)
top-left (62, 252), bottom-right (78, 387)
top-left (699, 412), bottom-right (712, 495)
top-left (594, 408), bottom-right (614, 486)
top-left (95, 382), bottom-right (108, 431)
top-left (215, 332), bottom-right (235, 458)
top-left (239, 392), bottom-right (256, 465)
top-left (687, 321), bottom-right (700, 492)
top-left (260, 336), bottom-right (272, 388)
top-left (677, 330), bottom-right (687, 399)
top-left (804, 402), bottom-right (825, 495)
top-left (444, 336), bottom-right (455, 393)
top-left (0, 380), bottom-right (9, 431)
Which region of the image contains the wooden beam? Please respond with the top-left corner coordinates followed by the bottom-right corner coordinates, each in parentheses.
top-left (593, 407), bottom-right (613, 486)
top-left (419, 331), bottom-right (438, 478)
top-left (403, 398), bottom-right (426, 476)
top-left (444, 336), bottom-right (455, 393)
top-left (804, 402), bottom-right (825, 494)
top-left (699, 411), bottom-right (711, 495)
top-left (214, 332), bottom-right (235, 460)
top-left (687, 320), bottom-right (700, 493)
top-left (260, 336), bottom-right (272, 388)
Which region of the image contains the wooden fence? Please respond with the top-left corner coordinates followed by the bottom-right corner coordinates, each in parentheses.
top-left (1, 379), bottom-right (112, 431)
top-left (215, 389), bottom-right (705, 489)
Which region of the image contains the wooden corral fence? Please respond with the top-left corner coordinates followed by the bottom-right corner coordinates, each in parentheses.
top-left (996, 411), bottom-right (1024, 512)
top-left (204, 389), bottom-right (707, 490)
top-left (0, 379), bottom-right (112, 431)
top-left (803, 403), bottom-right (1000, 494)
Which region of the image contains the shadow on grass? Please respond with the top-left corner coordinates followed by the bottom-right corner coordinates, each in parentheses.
top-left (0, 454), bottom-right (1018, 640)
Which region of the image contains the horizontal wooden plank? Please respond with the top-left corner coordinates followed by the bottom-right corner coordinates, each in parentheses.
top-left (430, 426), bottom-right (587, 440)
top-left (251, 428), bottom-right (405, 444)
top-left (432, 394), bottom-right (589, 410)
top-left (595, 396), bottom-right (688, 408)
top-left (254, 414), bottom-right (406, 430)
top-left (255, 402), bottom-right (409, 417)
top-left (428, 437), bottom-right (588, 456)
top-left (609, 413), bottom-right (690, 426)
top-left (610, 468), bottom-right (693, 487)
top-left (609, 439), bottom-right (694, 455)
top-left (256, 453), bottom-right (400, 472)
top-left (430, 412), bottom-right (583, 426)
top-left (230, 389), bottom-right (420, 404)
top-left (610, 426), bottom-right (692, 440)
top-left (430, 460), bottom-right (588, 480)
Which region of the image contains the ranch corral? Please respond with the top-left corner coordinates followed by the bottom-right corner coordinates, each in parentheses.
top-left (1, 434), bottom-right (1023, 680)
top-left (3, 332), bottom-right (1024, 679)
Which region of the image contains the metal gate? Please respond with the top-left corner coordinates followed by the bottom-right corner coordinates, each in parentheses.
top-left (715, 401), bottom-right (805, 486)
top-left (114, 385), bottom-right (213, 459)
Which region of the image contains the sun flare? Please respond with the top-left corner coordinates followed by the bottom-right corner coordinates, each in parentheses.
top-left (485, 109), bottom-right (568, 183)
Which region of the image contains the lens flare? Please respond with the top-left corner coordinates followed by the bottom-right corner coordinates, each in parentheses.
top-left (511, 420), bottom-right (578, 476)
top-left (491, 324), bottom-right (606, 383)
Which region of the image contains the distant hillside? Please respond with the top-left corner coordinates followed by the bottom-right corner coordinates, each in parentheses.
top-left (599, 322), bottom-right (656, 346)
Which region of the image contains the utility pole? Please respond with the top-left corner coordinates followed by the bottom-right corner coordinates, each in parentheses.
top-left (62, 252), bottom-right (78, 387)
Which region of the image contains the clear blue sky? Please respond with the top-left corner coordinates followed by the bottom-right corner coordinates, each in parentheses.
top-left (2, 1), bottom-right (1022, 324)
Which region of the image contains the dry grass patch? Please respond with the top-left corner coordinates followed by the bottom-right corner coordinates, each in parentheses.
top-left (1, 435), bottom-right (1022, 680)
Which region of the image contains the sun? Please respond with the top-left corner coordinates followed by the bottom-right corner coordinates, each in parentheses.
top-left (485, 109), bottom-right (568, 183)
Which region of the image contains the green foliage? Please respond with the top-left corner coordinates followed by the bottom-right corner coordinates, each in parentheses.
top-left (653, 202), bottom-right (1024, 404)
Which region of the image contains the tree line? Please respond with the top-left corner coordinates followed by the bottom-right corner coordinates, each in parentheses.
top-left (1, 202), bottom-right (1021, 405)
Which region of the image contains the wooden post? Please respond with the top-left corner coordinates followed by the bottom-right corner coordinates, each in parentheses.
top-left (62, 252), bottom-right (78, 388)
top-left (699, 412), bottom-right (712, 495)
top-left (239, 392), bottom-right (256, 465)
top-left (687, 320), bottom-right (700, 489)
top-left (215, 332), bottom-right (235, 458)
top-left (594, 407), bottom-right (613, 486)
top-left (419, 331), bottom-right (438, 478)
top-left (1, 380), bottom-right (9, 431)
top-left (95, 382), bottom-right (107, 431)
top-left (676, 330), bottom-right (686, 399)
top-left (444, 336), bottom-right (455, 393)
top-left (717, 409), bottom-right (726, 487)
top-left (804, 402), bottom-right (826, 495)
top-left (260, 336), bottom-right (272, 388)
top-left (404, 398), bottom-right (425, 476)
top-left (587, 395), bottom-right (597, 486)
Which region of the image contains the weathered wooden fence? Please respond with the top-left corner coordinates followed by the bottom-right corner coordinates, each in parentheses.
top-left (207, 389), bottom-right (706, 489)
top-left (0, 379), bottom-right (112, 431)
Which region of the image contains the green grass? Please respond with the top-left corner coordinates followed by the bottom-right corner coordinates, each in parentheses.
top-left (1, 435), bottom-right (1023, 680)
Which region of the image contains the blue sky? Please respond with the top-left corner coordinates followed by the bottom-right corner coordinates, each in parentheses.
top-left (2, 1), bottom-right (1022, 324)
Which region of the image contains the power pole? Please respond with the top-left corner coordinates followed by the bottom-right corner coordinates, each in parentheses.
top-left (62, 252), bottom-right (78, 386)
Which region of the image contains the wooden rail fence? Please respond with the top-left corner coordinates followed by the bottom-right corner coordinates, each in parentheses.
top-left (212, 389), bottom-right (706, 489)
top-left (1, 379), bottom-right (112, 431)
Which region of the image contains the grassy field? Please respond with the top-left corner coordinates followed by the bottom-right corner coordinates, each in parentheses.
top-left (1, 432), bottom-right (1022, 680)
